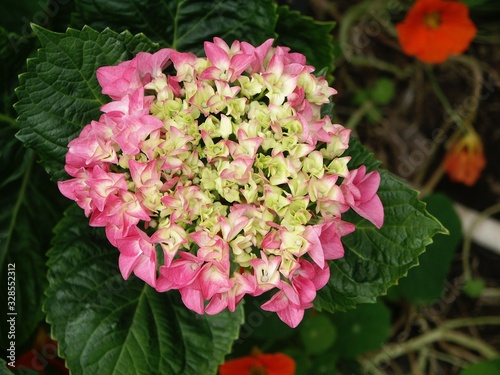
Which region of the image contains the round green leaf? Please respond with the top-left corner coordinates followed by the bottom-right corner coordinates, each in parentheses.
top-left (463, 278), bottom-right (486, 298)
top-left (370, 77), bottom-right (395, 105)
top-left (299, 313), bottom-right (337, 355)
top-left (309, 351), bottom-right (339, 375)
top-left (331, 301), bottom-right (391, 359)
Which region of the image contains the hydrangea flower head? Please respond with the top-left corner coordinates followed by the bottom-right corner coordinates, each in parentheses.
top-left (58, 38), bottom-right (384, 327)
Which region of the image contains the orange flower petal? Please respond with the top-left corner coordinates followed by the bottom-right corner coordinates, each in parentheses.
top-left (396, 0), bottom-right (477, 63)
top-left (443, 133), bottom-right (486, 186)
top-left (219, 353), bottom-right (296, 375)
top-left (219, 357), bottom-right (260, 374)
top-left (259, 353), bottom-right (296, 375)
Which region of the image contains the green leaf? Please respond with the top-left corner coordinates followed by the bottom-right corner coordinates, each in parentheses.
top-left (0, 0), bottom-right (46, 33)
top-left (0, 170), bottom-right (57, 349)
top-left (0, 121), bottom-right (66, 349)
top-left (463, 0), bottom-right (500, 15)
top-left (45, 205), bottom-right (244, 375)
top-left (366, 106), bottom-right (382, 124)
top-left (15, 25), bottom-right (159, 180)
top-left (330, 300), bottom-right (391, 359)
top-left (0, 0), bottom-right (75, 44)
top-left (0, 26), bottom-right (36, 115)
top-left (275, 6), bottom-right (335, 73)
top-left (460, 357), bottom-right (500, 375)
top-left (309, 352), bottom-right (338, 375)
top-left (343, 136), bottom-right (382, 170)
top-left (390, 192), bottom-right (461, 304)
top-left (73, 0), bottom-right (278, 55)
top-left (0, 358), bottom-right (15, 375)
top-left (463, 278), bottom-right (486, 298)
top-left (370, 77), bottom-right (395, 106)
top-left (299, 313), bottom-right (337, 355)
top-left (463, 0), bottom-right (492, 8)
top-left (314, 139), bottom-right (445, 311)
top-left (0, 119), bottom-right (32, 189)
top-left (282, 348), bottom-right (311, 375)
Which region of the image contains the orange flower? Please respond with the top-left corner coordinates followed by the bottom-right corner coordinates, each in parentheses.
top-left (396, 0), bottom-right (477, 63)
top-left (219, 352), bottom-right (295, 375)
top-left (443, 131), bottom-right (486, 186)
top-left (15, 326), bottom-right (68, 374)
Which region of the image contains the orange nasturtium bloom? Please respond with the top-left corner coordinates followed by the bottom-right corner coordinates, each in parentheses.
top-left (443, 130), bottom-right (486, 186)
top-left (219, 352), bottom-right (295, 375)
top-left (396, 0), bottom-right (477, 63)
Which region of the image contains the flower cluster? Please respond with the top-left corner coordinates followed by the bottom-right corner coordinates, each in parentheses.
top-left (58, 38), bottom-right (384, 327)
top-left (396, 0), bottom-right (477, 64)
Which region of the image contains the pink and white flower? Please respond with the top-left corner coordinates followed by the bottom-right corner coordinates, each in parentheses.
top-left (58, 37), bottom-right (384, 328)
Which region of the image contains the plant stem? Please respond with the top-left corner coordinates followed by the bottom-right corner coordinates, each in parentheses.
top-left (425, 65), bottom-right (463, 129)
top-left (417, 346), bottom-right (429, 374)
top-left (359, 356), bottom-right (390, 375)
top-left (0, 153), bottom-right (34, 269)
top-left (338, 0), bottom-right (412, 78)
top-left (416, 60), bottom-right (483, 191)
top-left (443, 331), bottom-right (498, 359)
top-left (443, 316), bottom-right (500, 330)
top-left (481, 287), bottom-right (500, 298)
top-left (349, 55), bottom-right (412, 77)
top-left (418, 163), bottom-right (444, 197)
top-left (452, 56), bottom-right (483, 124)
top-left (345, 100), bottom-right (373, 130)
top-left (427, 348), bottom-right (470, 369)
top-left (418, 127), bottom-right (462, 196)
top-left (0, 113), bottom-right (17, 127)
top-left (368, 316), bottom-right (500, 366)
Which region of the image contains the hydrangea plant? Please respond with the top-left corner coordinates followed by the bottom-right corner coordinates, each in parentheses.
top-left (57, 38), bottom-right (384, 328)
top-left (5, 1), bottom-right (445, 374)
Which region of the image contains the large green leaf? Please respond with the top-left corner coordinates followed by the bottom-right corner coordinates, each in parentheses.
top-left (73, 0), bottom-right (278, 54)
top-left (275, 6), bottom-right (335, 73)
top-left (314, 139), bottom-right (446, 311)
top-left (389, 192), bottom-right (461, 304)
top-left (0, 121), bottom-right (66, 349)
top-left (15, 26), bottom-right (159, 181)
top-left (0, 148), bottom-right (64, 348)
top-left (45, 205), bottom-right (244, 375)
